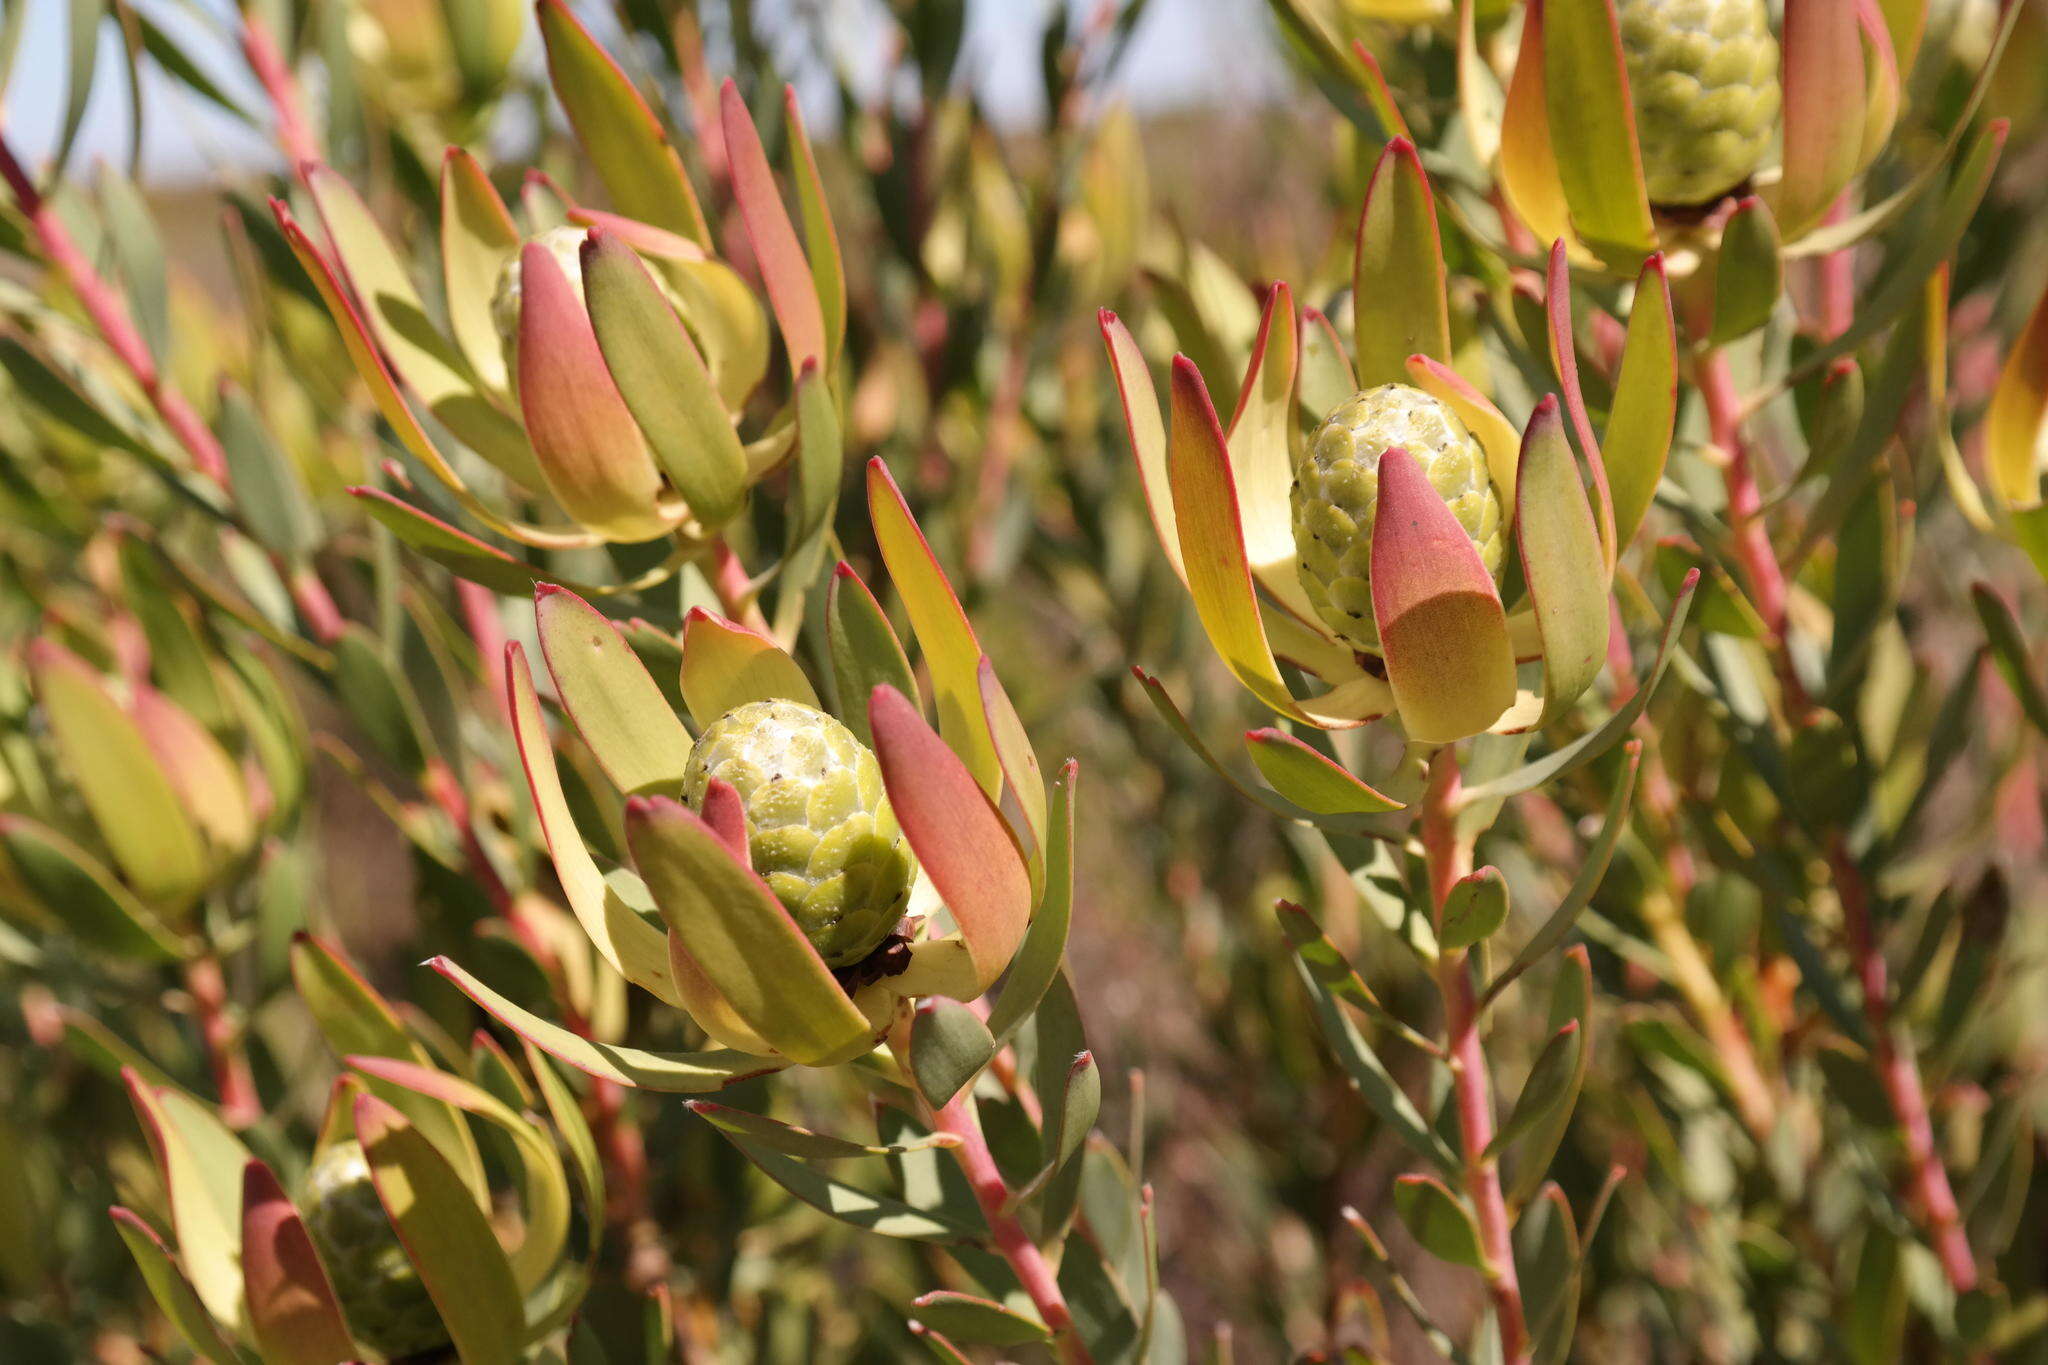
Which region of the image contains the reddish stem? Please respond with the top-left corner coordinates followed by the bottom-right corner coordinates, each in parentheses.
top-left (0, 135), bottom-right (227, 484)
top-left (421, 758), bottom-right (515, 918)
top-left (1695, 349), bottom-right (1788, 645)
top-left (927, 1084), bottom-right (1093, 1365)
top-left (185, 954), bottom-right (261, 1129)
top-left (456, 580), bottom-right (512, 724)
top-left (237, 14), bottom-right (320, 170)
top-left (1816, 192), bottom-right (1856, 341)
top-left (707, 539), bottom-right (770, 634)
top-left (1832, 840), bottom-right (1979, 1292)
top-left (1423, 752), bottom-right (1530, 1363)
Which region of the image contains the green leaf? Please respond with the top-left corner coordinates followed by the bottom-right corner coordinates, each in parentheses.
top-left (439, 146), bottom-right (521, 396)
top-left (1605, 254), bottom-right (1676, 551)
top-left (1517, 398), bottom-right (1611, 724)
top-left (782, 90), bottom-right (846, 370)
top-left (288, 936), bottom-right (489, 1204)
top-left (27, 640), bottom-right (209, 912)
top-left (217, 387), bottom-right (319, 562)
top-left (1393, 1175), bottom-right (1486, 1271)
top-left (1244, 728), bottom-right (1404, 814)
top-left (1353, 138), bottom-right (1451, 388)
top-left (536, 584), bottom-right (693, 795)
top-left (353, 489), bottom-right (542, 596)
top-left (1709, 198), bottom-right (1782, 345)
top-left (625, 796), bottom-right (874, 1065)
top-left (354, 1094), bottom-right (522, 1365)
top-left (123, 1073), bottom-right (254, 1331)
top-left (987, 760), bottom-right (1078, 1043)
top-left (1439, 866), bottom-right (1509, 952)
top-left (1507, 948), bottom-right (1594, 1205)
top-left (331, 624), bottom-right (429, 775)
top-left (677, 608), bottom-right (819, 730)
top-left (523, 1043), bottom-right (605, 1258)
top-left (910, 1292), bottom-right (1051, 1347)
top-left (1484, 741), bottom-right (1641, 1005)
top-left (0, 816), bottom-right (186, 960)
top-left (720, 79), bottom-right (825, 372)
top-left (1973, 583), bottom-right (2048, 737)
top-left (1486, 1020), bottom-right (1583, 1159)
top-left (108, 1207), bottom-right (240, 1364)
top-left (718, 1129), bottom-right (981, 1240)
top-left (687, 1101), bottom-right (961, 1160)
top-left (437, 957), bottom-right (776, 1092)
top-left (582, 228), bottom-right (749, 526)
top-left (1542, 0), bottom-right (1654, 260)
top-left (537, 0), bottom-right (708, 245)
top-left (1772, 0), bottom-right (1869, 238)
top-left (239, 1160), bottom-right (356, 1365)
top-left (909, 999), bottom-right (996, 1108)
top-left (828, 564), bottom-right (919, 745)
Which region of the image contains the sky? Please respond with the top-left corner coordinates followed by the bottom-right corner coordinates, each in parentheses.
top-left (4, 0), bottom-right (1288, 183)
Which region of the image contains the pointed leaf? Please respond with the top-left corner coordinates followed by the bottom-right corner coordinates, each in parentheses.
top-left (1987, 277), bottom-right (2048, 511)
top-left (1101, 309), bottom-right (1182, 583)
top-left (783, 89), bottom-right (846, 368)
top-left (678, 608), bottom-right (820, 728)
top-left (1517, 398), bottom-right (1611, 724)
top-left (1543, 0), bottom-right (1654, 259)
top-left (687, 1101), bottom-right (959, 1160)
top-left (125, 1074), bottom-right (253, 1331)
top-left (1500, 0), bottom-right (1578, 255)
top-left (1508, 949), bottom-right (1595, 1204)
top-left (721, 80), bottom-right (825, 371)
top-left (987, 761), bottom-right (1078, 1043)
top-left (1605, 254), bottom-right (1677, 548)
top-left (827, 563), bottom-right (918, 745)
top-left (1244, 728), bottom-right (1403, 814)
top-left (1370, 448), bottom-right (1517, 742)
top-left (1394, 1175), bottom-right (1487, 1271)
top-left (717, 1128), bottom-right (980, 1240)
top-left (909, 999), bottom-right (996, 1108)
top-left (109, 1208), bottom-right (240, 1365)
top-left (625, 796), bottom-right (873, 1065)
top-left (1440, 866), bottom-right (1510, 951)
top-left (1228, 284), bottom-right (1318, 625)
top-left (536, 584), bottom-right (692, 795)
top-left (440, 146), bottom-right (520, 395)
top-left (0, 816), bottom-right (186, 960)
top-left (1486, 1021), bottom-right (1584, 1159)
top-left (911, 1292), bottom-right (1051, 1347)
top-left (1353, 139), bottom-right (1451, 387)
top-left (1709, 198), bottom-right (1782, 345)
top-left (582, 228), bottom-right (749, 526)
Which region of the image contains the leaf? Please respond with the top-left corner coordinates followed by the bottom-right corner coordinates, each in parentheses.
top-left (1278, 908), bottom-right (1458, 1171)
top-left (523, 1044), bottom-right (605, 1257)
top-left (354, 1094), bottom-right (522, 1365)
top-left (27, 640), bottom-right (208, 912)
top-left (678, 607), bottom-right (819, 730)
top-left (1353, 138), bottom-right (1451, 387)
top-left (1483, 741), bottom-right (1641, 1005)
top-left (1542, 0), bottom-right (1654, 260)
top-left (517, 239), bottom-right (668, 539)
top-left (1370, 447), bottom-right (1517, 742)
top-left (1227, 283), bottom-right (1319, 627)
top-left (288, 936), bottom-right (489, 1203)
top-left (784, 359), bottom-right (841, 578)
top-left (1393, 1175), bottom-right (1487, 1271)
top-left (1987, 276), bottom-right (2048, 511)
top-left (1709, 198), bottom-right (1782, 346)
top-left (828, 563), bottom-right (919, 745)
top-left (1458, 569), bottom-right (1696, 802)
top-left (866, 458), bottom-right (1001, 792)
top-left (353, 489), bottom-right (541, 595)
top-left (687, 1101), bottom-right (959, 1160)
top-left (910, 1292), bottom-right (1051, 1347)
top-left (909, 999), bottom-right (996, 1108)
top-left (1243, 728), bottom-right (1403, 814)
top-left (217, 387), bottom-right (319, 563)
top-left (1973, 583), bottom-right (2048, 737)
top-left (783, 89), bottom-right (846, 369)
top-left (1517, 398), bottom-right (1611, 724)
top-left (1605, 254), bottom-right (1676, 550)
top-left (1299, 307), bottom-right (1357, 420)
top-left (124, 1073), bottom-right (253, 1330)
top-left (1406, 354), bottom-right (1524, 510)
top-left (439, 146), bottom-right (521, 395)
top-left (239, 1160), bottom-right (355, 1365)
top-left (978, 657), bottom-right (1046, 868)
top-left (1545, 242), bottom-right (1616, 563)
top-left (987, 761), bottom-right (1078, 1043)
top-left (1440, 866), bottom-right (1510, 952)
top-left (582, 228), bottom-right (749, 526)
top-left (1485, 1021), bottom-right (1583, 1158)
top-left (108, 1207), bottom-right (240, 1365)
top-left (445, 965), bottom-right (775, 1097)
top-left (0, 816), bottom-right (186, 960)
top-left (870, 685), bottom-right (1031, 990)
top-left (331, 624), bottom-right (428, 775)
top-left (721, 1127), bottom-right (982, 1239)
top-left (1100, 309), bottom-right (1183, 584)
top-left (1499, 0), bottom-right (1577, 257)
top-left (625, 797), bottom-right (874, 1065)
top-left (1774, 0), bottom-right (1869, 238)
top-left (537, 0), bottom-right (708, 244)
top-left (720, 80), bottom-right (826, 372)
top-left (1508, 947), bottom-right (1595, 1205)
top-left (536, 584), bottom-right (693, 795)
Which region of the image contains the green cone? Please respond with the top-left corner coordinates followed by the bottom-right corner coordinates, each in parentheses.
top-left (682, 700), bottom-right (917, 968)
top-left (301, 1140), bottom-right (449, 1360)
top-left (1618, 0), bottom-right (1781, 208)
top-left (1292, 384), bottom-right (1505, 653)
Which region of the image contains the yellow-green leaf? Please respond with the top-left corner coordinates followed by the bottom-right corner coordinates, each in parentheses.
top-left (535, 584), bottom-right (692, 795)
top-left (1353, 139), bottom-right (1451, 388)
top-left (678, 608), bottom-right (821, 729)
top-left (1518, 398), bottom-right (1611, 724)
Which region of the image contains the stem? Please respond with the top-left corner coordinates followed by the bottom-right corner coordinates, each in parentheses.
top-left (706, 539), bottom-right (770, 634)
top-left (238, 13), bottom-right (320, 169)
top-left (1695, 348), bottom-right (1788, 647)
top-left (1832, 840), bottom-right (1979, 1292)
top-left (185, 954), bottom-right (260, 1129)
top-left (896, 1033), bottom-right (1090, 1364)
top-left (0, 133), bottom-right (227, 484)
top-left (1422, 751), bottom-right (1530, 1364)
top-left (1815, 193), bottom-right (1856, 342)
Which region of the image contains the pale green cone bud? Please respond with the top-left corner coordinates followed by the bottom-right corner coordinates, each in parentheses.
top-left (301, 1140), bottom-right (449, 1360)
top-left (1292, 384), bottom-right (1505, 653)
top-left (490, 225), bottom-right (591, 387)
top-left (1619, 0), bottom-right (1781, 208)
top-left (681, 700), bottom-right (918, 969)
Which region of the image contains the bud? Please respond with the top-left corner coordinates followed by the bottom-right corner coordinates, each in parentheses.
top-left (1619, 0), bottom-right (1781, 208)
top-left (489, 225), bottom-right (593, 386)
top-left (1292, 384), bottom-right (1505, 653)
top-left (681, 699), bottom-right (917, 968)
top-left (301, 1140), bottom-right (448, 1359)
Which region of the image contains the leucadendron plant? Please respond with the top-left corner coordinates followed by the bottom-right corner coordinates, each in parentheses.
top-left (110, 934), bottom-right (603, 1364)
top-left (424, 461), bottom-right (1175, 1363)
